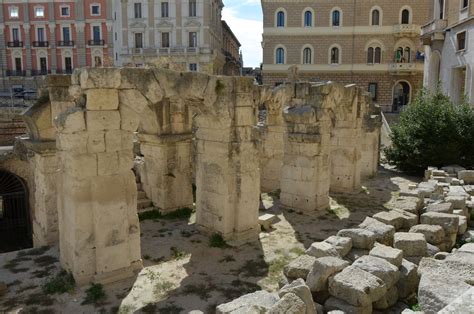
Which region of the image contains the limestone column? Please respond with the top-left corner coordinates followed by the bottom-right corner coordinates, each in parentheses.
top-left (57, 83), bottom-right (142, 285)
top-left (139, 133), bottom-right (194, 213)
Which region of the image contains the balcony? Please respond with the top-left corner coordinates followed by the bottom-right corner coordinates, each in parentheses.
top-left (388, 63), bottom-right (423, 75)
top-left (88, 39), bottom-right (105, 46)
top-left (7, 41), bottom-right (23, 48)
top-left (421, 19), bottom-right (448, 44)
top-left (31, 69), bottom-right (51, 76)
top-left (57, 41), bottom-right (75, 47)
top-left (6, 70), bottom-right (26, 77)
top-left (32, 41), bottom-right (49, 48)
top-left (392, 24), bottom-right (421, 37)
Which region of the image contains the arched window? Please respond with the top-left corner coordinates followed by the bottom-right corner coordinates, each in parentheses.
top-left (304, 10), bottom-right (312, 27)
top-left (330, 47), bottom-right (340, 64)
top-left (277, 11), bottom-right (285, 27)
top-left (332, 10), bottom-right (341, 26)
top-left (276, 47), bottom-right (285, 64)
top-left (401, 9), bottom-right (410, 24)
top-left (404, 47), bottom-right (411, 62)
top-left (372, 9), bottom-right (380, 25)
top-left (367, 43), bottom-right (383, 64)
top-left (374, 47), bottom-right (382, 63)
top-left (367, 47), bottom-right (374, 64)
top-left (303, 47), bottom-right (312, 64)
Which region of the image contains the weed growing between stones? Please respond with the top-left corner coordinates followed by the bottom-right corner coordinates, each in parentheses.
top-left (138, 207), bottom-right (194, 221)
top-left (170, 246), bottom-right (187, 260)
top-left (42, 270), bottom-right (75, 294)
top-left (82, 283), bottom-right (106, 305)
top-left (209, 233), bottom-right (229, 248)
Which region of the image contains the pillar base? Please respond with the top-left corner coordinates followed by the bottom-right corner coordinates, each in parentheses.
top-left (197, 224), bottom-right (260, 247)
top-left (74, 261), bottom-right (143, 286)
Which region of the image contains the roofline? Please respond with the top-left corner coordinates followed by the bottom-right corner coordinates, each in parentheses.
top-left (221, 20), bottom-right (242, 47)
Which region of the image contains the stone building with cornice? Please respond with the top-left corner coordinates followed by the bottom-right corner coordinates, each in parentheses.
top-left (261, 0), bottom-right (431, 112)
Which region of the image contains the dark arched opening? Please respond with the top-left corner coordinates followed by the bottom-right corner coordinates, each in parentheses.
top-left (0, 170), bottom-right (32, 253)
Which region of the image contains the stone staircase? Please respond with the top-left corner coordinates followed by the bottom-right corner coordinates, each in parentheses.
top-left (136, 182), bottom-right (153, 212)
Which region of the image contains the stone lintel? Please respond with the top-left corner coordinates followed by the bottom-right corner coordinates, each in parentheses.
top-left (20, 138), bottom-right (56, 155)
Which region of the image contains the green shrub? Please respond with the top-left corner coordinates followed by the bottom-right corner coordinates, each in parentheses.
top-left (42, 270), bottom-right (75, 294)
top-left (82, 283), bottom-right (106, 305)
top-left (385, 89), bottom-right (474, 174)
top-left (209, 233), bottom-right (229, 248)
top-left (138, 207), bottom-right (194, 221)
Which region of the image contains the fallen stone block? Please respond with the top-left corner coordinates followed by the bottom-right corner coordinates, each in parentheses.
top-left (323, 236), bottom-right (352, 257)
top-left (346, 248), bottom-right (370, 262)
top-left (336, 229), bottom-right (376, 250)
top-left (438, 287), bottom-right (474, 314)
top-left (390, 196), bottom-right (423, 215)
top-left (448, 186), bottom-right (470, 198)
top-left (352, 255), bottom-right (400, 288)
top-left (445, 196), bottom-right (466, 209)
top-left (397, 259), bottom-right (419, 300)
top-left (359, 217), bottom-right (395, 246)
top-left (458, 216), bottom-right (468, 235)
top-left (324, 297), bottom-right (372, 314)
top-left (420, 212), bottom-right (460, 235)
top-left (372, 211), bottom-right (405, 230)
top-left (283, 255), bottom-right (317, 281)
top-left (216, 290), bottom-right (279, 314)
top-left (426, 243), bottom-right (440, 257)
top-left (463, 185), bottom-right (474, 196)
top-left (409, 224), bottom-right (445, 245)
top-left (424, 202), bottom-right (453, 214)
top-left (453, 208), bottom-right (468, 219)
top-left (305, 242), bottom-right (340, 258)
top-left (373, 286), bottom-right (398, 310)
top-left (328, 266), bottom-right (387, 307)
top-left (369, 243), bottom-right (403, 267)
top-left (393, 232), bottom-right (428, 257)
top-left (269, 292), bottom-right (306, 314)
top-left (279, 278), bottom-right (317, 314)
top-left (306, 256), bottom-right (349, 292)
top-left (458, 170), bottom-right (474, 184)
top-left (441, 165), bottom-right (465, 175)
top-left (458, 242), bottom-right (474, 254)
top-left (259, 213), bottom-right (277, 231)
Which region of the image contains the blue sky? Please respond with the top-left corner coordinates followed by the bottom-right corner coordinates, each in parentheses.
top-left (222, 0), bottom-right (263, 68)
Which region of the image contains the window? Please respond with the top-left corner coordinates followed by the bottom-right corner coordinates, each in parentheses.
top-left (303, 47), bottom-right (312, 64)
top-left (367, 47), bottom-right (374, 64)
top-left (332, 10), bottom-right (341, 26)
top-left (401, 9), bottom-right (410, 24)
top-left (304, 11), bottom-right (312, 27)
top-left (65, 57), bottom-right (72, 71)
top-left (330, 47), bottom-right (340, 64)
top-left (115, 32), bottom-right (117, 40)
top-left (404, 47), bottom-right (411, 62)
top-left (277, 11), bottom-right (285, 27)
top-left (189, 63), bottom-right (197, 71)
top-left (162, 32), bottom-right (170, 48)
top-left (374, 47), bottom-right (381, 63)
top-left (40, 57), bottom-right (47, 72)
top-left (94, 56), bottom-right (102, 67)
top-left (15, 58), bottom-right (22, 71)
top-left (372, 9), bottom-right (380, 26)
top-left (161, 2), bottom-right (169, 17)
top-left (62, 27), bottom-right (71, 41)
top-left (91, 4), bottom-right (100, 16)
top-left (368, 83), bottom-right (377, 101)
top-left (93, 26), bottom-right (101, 41)
top-left (9, 6), bottom-right (19, 18)
top-left (61, 6), bottom-right (70, 17)
top-left (12, 28), bottom-right (19, 41)
top-left (367, 47), bottom-right (382, 64)
top-left (457, 31), bottom-right (466, 51)
top-left (461, 0), bottom-right (469, 9)
top-left (135, 33), bottom-right (143, 48)
top-left (37, 27), bottom-right (45, 42)
top-left (34, 6), bottom-right (45, 18)
top-left (189, 32), bottom-right (197, 47)
top-left (134, 3), bottom-right (142, 18)
top-left (189, 0), bottom-right (197, 17)
top-left (276, 47), bottom-right (285, 64)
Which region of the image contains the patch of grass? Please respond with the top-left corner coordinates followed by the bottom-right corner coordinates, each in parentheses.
top-left (289, 247), bottom-right (305, 256)
top-left (262, 255), bottom-right (292, 285)
top-left (209, 233), bottom-right (229, 248)
top-left (153, 280), bottom-right (174, 297)
top-left (42, 270), bottom-right (75, 295)
top-left (33, 255), bottom-right (58, 267)
top-left (411, 304), bottom-right (422, 311)
top-left (170, 246), bottom-right (187, 260)
top-left (138, 207), bottom-right (194, 221)
top-left (82, 283), bottom-right (106, 305)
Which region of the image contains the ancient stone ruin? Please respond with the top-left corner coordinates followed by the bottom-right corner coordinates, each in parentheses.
top-left (0, 68), bottom-right (381, 287)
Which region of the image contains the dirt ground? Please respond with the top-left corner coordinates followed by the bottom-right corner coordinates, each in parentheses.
top-left (0, 166), bottom-right (421, 314)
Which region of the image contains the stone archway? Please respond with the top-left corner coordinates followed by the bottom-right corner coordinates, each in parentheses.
top-left (54, 68), bottom-right (261, 284)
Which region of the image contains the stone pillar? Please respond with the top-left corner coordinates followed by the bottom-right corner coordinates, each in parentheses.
top-left (139, 134), bottom-right (194, 213)
top-left (56, 86), bottom-right (142, 285)
top-left (280, 104), bottom-right (331, 214)
top-left (24, 25), bottom-right (32, 76)
top-left (194, 77), bottom-right (260, 245)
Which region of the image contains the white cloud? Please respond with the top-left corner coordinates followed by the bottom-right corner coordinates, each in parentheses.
top-left (222, 7), bottom-right (262, 68)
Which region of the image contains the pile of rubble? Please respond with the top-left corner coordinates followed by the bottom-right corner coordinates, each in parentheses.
top-left (216, 167), bottom-right (474, 314)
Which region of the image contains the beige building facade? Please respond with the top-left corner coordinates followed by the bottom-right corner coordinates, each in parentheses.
top-left (112, 0), bottom-right (240, 75)
top-left (422, 0), bottom-right (474, 105)
top-left (261, 0), bottom-right (431, 112)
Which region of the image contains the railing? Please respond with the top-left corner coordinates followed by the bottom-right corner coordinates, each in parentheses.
top-left (32, 41), bottom-right (49, 47)
top-left (421, 19), bottom-right (448, 36)
top-left (56, 69), bottom-right (73, 74)
top-left (31, 70), bottom-right (51, 76)
top-left (57, 41), bottom-right (75, 47)
top-left (88, 39), bottom-right (105, 46)
top-left (6, 70), bottom-right (26, 77)
top-left (392, 24), bottom-right (420, 37)
top-left (7, 41), bottom-right (23, 48)
top-left (388, 63), bottom-right (419, 73)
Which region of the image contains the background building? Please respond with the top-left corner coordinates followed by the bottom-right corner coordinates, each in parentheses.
top-left (0, 0), bottom-right (113, 90)
top-left (261, 0), bottom-right (431, 112)
top-left (422, 0), bottom-right (473, 105)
